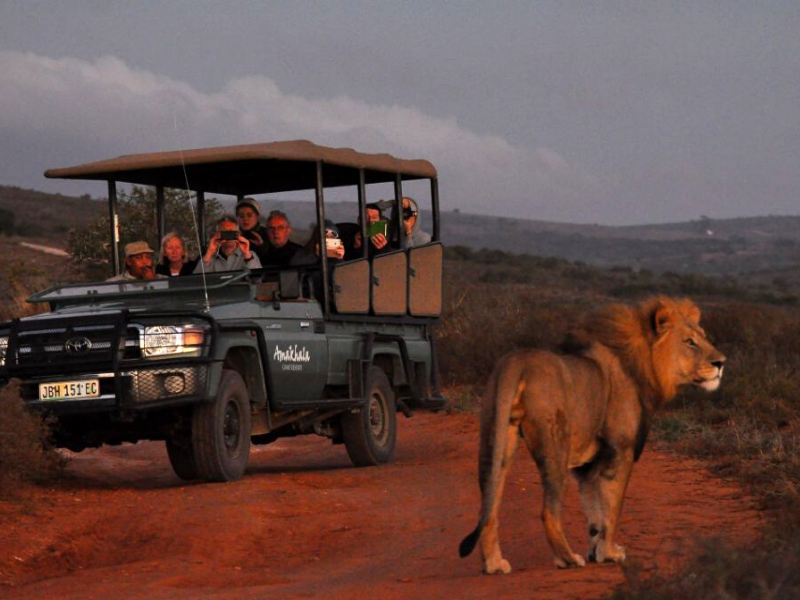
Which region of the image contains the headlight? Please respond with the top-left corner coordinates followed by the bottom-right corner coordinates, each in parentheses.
top-left (0, 335), bottom-right (8, 367)
top-left (140, 325), bottom-right (207, 358)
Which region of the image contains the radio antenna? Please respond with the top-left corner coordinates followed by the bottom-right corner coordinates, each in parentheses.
top-left (172, 110), bottom-right (211, 313)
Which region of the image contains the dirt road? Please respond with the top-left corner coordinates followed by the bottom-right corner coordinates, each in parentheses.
top-left (0, 412), bottom-right (760, 599)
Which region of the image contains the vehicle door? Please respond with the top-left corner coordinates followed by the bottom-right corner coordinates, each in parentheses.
top-left (258, 300), bottom-right (328, 406)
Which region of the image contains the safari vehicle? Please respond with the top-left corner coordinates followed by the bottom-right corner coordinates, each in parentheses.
top-left (0, 141), bottom-right (445, 482)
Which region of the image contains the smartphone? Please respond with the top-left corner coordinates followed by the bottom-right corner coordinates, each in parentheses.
top-left (367, 220), bottom-right (388, 238)
top-left (326, 238), bottom-right (343, 251)
top-left (219, 230), bottom-right (239, 241)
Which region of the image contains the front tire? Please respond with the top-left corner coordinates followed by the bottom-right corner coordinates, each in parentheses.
top-left (341, 366), bottom-right (397, 466)
top-left (166, 433), bottom-right (198, 481)
top-left (192, 369), bottom-right (251, 482)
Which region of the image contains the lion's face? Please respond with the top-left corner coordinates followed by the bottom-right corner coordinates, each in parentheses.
top-left (652, 300), bottom-right (726, 396)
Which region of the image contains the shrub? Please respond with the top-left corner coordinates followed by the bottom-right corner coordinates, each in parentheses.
top-left (68, 186), bottom-right (223, 268)
top-left (610, 533), bottom-right (800, 599)
top-left (0, 380), bottom-right (65, 496)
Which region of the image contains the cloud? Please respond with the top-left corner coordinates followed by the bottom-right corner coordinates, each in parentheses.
top-left (0, 51), bottom-right (600, 221)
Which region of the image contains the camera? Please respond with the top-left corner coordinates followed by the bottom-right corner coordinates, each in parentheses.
top-left (403, 206), bottom-right (418, 220)
top-left (219, 230), bottom-right (239, 241)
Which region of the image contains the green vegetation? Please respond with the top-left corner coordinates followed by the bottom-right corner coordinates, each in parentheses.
top-left (68, 186), bottom-right (223, 269)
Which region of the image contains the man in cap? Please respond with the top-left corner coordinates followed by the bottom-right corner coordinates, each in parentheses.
top-left (106, 241), bottom-right (162, 281)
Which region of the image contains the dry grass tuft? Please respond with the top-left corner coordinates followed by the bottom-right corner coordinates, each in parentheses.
top-left (0, 381), bottom-right (66, 497)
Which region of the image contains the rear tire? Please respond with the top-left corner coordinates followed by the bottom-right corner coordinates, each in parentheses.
top-left (341, 366), bottom-right (397, 466)
top-left (192, 369), bottom-right (251, 482)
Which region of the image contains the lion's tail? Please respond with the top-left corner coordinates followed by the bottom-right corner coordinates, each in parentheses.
top-left (459, 359), bottom-right (523, 558)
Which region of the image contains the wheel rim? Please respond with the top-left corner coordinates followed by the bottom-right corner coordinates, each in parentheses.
top-left (223, 400), bottom-right (241, 453)
top-left (367, 392), bottom-right (389, 446)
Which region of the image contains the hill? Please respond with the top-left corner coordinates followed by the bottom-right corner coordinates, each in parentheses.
top-left (2, 184), bottom-right (799, 289)
top-left (0, 185), bottom-right (104, 242)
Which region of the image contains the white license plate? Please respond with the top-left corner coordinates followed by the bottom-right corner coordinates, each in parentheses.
top-left (39, 379), bottom-right (100, 401)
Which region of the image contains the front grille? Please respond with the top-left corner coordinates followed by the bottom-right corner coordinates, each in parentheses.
top-left (9, 316), bottom-right (133, 375)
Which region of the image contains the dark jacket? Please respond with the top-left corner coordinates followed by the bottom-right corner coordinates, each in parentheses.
top-left (262, 240), bottom-right (303, 268)
top-left (241, 225), bottom-right (270, 263)
top-left (156, 258), bottom-right (198, 277)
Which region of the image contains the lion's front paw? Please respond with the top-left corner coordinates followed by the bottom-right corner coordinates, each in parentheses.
top-left (554, 553), bottom-right (586, 569)
top-left (483, 557), bottom-right (512, 575)
top-left (595, 542), bottom-right (626, 563)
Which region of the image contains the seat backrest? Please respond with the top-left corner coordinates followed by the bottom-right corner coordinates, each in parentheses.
top-left (371, 250), bottom-right (407, 315)
top-left (408, 243), bottom-right (442, 317)
top-left (332, 259), bottom-right (370, 314)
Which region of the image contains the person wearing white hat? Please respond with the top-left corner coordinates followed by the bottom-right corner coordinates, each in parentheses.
top-left (236, 197), bottom-right (270, 263)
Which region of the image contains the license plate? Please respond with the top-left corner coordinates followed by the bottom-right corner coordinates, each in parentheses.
top-left (39, 379), bottom-right (100, 401)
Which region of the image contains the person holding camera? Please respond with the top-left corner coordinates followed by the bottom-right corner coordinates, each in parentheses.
top-left (289, 220), bottom-right (345, 300)
top-left (291, 220), bottom-right (345, 265)
top-left (401, 196), bottom-right (431, 248)
top-left (194, 216), bottom-right (262, 273)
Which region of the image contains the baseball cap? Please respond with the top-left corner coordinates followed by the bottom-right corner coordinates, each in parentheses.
top-left (124, 241), bottom-right (155, 258)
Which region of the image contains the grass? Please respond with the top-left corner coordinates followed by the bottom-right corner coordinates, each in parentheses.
top-left (0, 381), bottom-right (65, 498)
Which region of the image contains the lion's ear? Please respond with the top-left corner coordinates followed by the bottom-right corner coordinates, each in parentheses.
top-left (652, 302), bottom-right (675, 336)
top-left (687, 305), bottom-right (701, 324)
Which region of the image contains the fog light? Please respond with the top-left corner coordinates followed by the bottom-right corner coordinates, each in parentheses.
top-left (163, 374), bottom-right (185, 395)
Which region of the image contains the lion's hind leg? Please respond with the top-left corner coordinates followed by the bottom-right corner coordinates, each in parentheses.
top-left (522, 419), bottom-right (586, 569)
top-left (478, 421), bottom-right (520, 574)
top-left (573, 443), bottom-right (615, 562)
top-left (577, 474), bottom-right (608, 562)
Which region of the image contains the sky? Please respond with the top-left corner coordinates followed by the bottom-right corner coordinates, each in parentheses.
top-left (0, 1), bottom-right (798, 225)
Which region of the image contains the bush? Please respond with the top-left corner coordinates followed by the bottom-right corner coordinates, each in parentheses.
top-left (0, 380), bottom-right (65, 496)
top-left (68, 186), bottom-right (223, 269)
top-left (610, 534), bottom-right (800, 599)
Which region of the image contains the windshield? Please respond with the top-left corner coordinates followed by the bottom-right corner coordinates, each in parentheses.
top-left (28, 271), bottom-right (249, 303)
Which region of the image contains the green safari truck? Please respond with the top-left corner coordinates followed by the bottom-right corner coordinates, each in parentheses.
top-left (0, 140), bottom-right (445, 483)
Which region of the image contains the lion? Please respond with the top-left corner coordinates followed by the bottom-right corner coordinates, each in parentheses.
top-left (458, 296), bottom-right (725, 574)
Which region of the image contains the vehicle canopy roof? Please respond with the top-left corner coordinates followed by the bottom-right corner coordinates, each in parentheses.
top-left (44, 140), bottom-right (438, 195)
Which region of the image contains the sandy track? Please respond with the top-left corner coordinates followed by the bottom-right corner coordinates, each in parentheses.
top-left (0, 413), bottom-right (760, 599)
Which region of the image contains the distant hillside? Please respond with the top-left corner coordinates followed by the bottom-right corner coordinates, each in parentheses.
top-left (0, 185), bottom-right (104, 242)
top-left (441, 210), bottom-right (800, 281)
top-left (2, 184), bottom-right (799, 289)
top-left (250, 199), bottom-right (800, 285)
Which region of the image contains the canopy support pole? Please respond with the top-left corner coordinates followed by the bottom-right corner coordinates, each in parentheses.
top-left (108, 180), bottom-right (120, 276)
